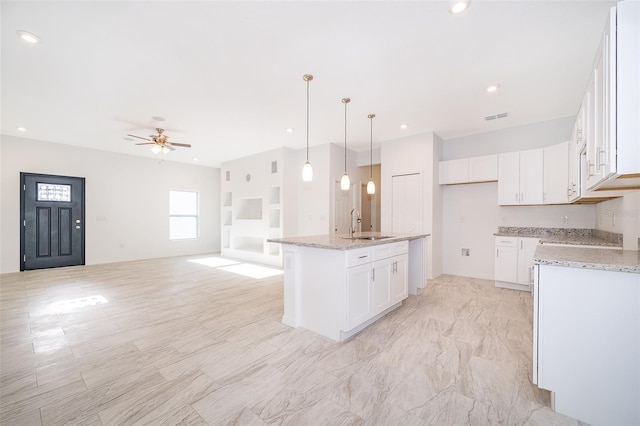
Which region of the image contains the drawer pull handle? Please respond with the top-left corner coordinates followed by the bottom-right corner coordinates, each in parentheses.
top-left (358, 255), bottom-right (368, 259)
top-left (500, 240), bottom-right (511, 243)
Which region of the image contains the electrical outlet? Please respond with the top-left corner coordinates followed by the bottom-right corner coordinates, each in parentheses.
top-left (562, 215), bottom-right (569, 224)
top-left (461, 248), bottom-right (470, 256)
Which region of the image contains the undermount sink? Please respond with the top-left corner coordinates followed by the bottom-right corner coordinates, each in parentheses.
top-left (342, 235), bottom-right (394, 240)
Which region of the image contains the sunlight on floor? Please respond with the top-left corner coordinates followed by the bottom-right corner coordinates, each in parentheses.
top-left (50, 295), bottom-right (108, 312)
top-left (218, 263), bottom-right (283, 279)
top-left (188, 256), bottom-right (283, 279)
top-left (188, 257), bottom-right (240, 268)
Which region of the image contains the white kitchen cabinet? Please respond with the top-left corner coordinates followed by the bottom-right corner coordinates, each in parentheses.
top-left (543, 142), bottom-right (569, 204)
top-left (390, 255), bottom-right (408, 305)
top-left (583, 2), bottom-right (640, 191)
top-left (534, 264), bottom-right (639, 425)
top-left (439, 155), bottom-right (498, 185)
top-left (438, 158), bottom-right (468, 184)
top-left (498, 149), bottom-right (543, 205)
top-left (495, 236), bottom-right (539, 290)
top-left (345, 263), bottom-right (374, 330)
top-left (371, 259), bottom-right (391, 313)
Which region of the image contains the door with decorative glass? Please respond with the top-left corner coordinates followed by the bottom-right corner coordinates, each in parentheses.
top-left (20, 172), bottom-right (85, 270)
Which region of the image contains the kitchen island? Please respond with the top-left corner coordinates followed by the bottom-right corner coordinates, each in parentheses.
top-left (532, 245), bottom-right (640, 425)
top-left (268, 232), bottom-right (428, 342)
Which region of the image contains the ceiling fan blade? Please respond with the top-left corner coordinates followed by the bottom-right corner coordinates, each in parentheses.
top-left (127, 134), bottom-right (151, 141)
top-left (166, 145), bottom-right (176, 151)
top-left (168, 142), bottom-right (191, 148)
top-left (135, 143), bottom-right (156, 145)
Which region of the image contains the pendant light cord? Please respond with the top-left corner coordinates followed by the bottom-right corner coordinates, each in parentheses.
top-left (306, 79), bottom-right (310, 162)
top-left (344, 101), bottom-right (347, 172)
top-left (370, 116), bottom-right (373, 178)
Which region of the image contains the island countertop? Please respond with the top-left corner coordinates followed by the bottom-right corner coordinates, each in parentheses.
top-left (534, 245), bottom-right (640, 274)
top-left (268, 232), bottom-right (429, 250)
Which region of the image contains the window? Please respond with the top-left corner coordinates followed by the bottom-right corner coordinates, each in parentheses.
top-left (169, 190), bottom-right (199, 240)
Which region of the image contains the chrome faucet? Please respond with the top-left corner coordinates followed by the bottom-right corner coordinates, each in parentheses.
top-left (349, 208), bottom-right (361, 238)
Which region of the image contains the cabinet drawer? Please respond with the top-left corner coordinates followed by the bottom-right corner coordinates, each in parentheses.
top-left (345, 247), bottom-right (374, 267)
top-left (374, 241), bottom-right (408, 260)
top-left (495, 236), bottom-right (518, 247)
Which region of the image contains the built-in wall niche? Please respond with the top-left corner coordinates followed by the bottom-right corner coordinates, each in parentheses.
top-left (223, 192), bottom-right (232, 207)
top-left (222, 229), bottom-right (230, 249)
top-left (234, 236), bottom-right (264, 253)
top-left (269, 187), bottom-right (280, 205)
top-left (236, 198), bottom-right (262, 220)
top-left (269, 209), bottom-right (280, 228)
top-left (223, 210), bottom-right (232, 226)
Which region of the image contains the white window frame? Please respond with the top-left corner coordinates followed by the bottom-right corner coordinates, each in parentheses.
top-left (169, 190), bottom-right (199, 240)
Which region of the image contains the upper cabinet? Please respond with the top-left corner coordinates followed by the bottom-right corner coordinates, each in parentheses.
top-left (498, 149), bottom-right (543, 205)
top-left (584, 3), bottom-right (640, 191)
top-left (543, 142), bottom-right (569, 205)
top-left (439, 155), bottom-right (497, 185)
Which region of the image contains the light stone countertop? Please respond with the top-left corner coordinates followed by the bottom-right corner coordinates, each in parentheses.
top-left (494, 227), bottom-right (621, 247)
top-left (534, 245), bottom-right (640, 274)
top-left (267, 232), bottom-right (429, 250)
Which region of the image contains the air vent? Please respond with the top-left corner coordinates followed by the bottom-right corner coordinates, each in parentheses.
top-left (484, 112), bottom-right (509, 121)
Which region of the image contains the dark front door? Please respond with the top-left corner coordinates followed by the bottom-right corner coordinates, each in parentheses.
top-left (20, 173), bottom-right (85, 271)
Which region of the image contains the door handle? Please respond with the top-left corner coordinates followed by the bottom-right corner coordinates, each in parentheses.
top-left (75, 219), bottom-right (81, 230)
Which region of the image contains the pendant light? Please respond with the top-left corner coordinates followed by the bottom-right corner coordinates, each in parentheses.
top-left (367, 114), bottom-right (376, 195)
top-left (302, 74), bottom-right (313, 181)
top-left (340, 97), bottom-right (351, 191)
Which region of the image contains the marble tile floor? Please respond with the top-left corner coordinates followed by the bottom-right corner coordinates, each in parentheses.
top-left (0, 255), bottom-right (585, 425)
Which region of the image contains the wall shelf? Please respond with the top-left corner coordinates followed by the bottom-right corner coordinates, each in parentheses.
top-left (269, 187), bottom-right (281, 205)
top-left (236, 198), bottom-right (263, 220)
top-left (234, 236), bottom-right (264, 254)
top-left (223, 192), bottom-right (232, 207)
top-left (269, 209), bottom-right (280, 228)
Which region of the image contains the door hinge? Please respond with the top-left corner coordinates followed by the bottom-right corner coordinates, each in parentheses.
top-left (23, 184), bottom-right (26, 191)
top-left (23, 254), bottom-right (26, 262)
top-left (23, 220), bottom-right (26, 227)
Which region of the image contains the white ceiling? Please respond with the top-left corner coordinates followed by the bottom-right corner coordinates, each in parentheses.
top-left (1, 0), bottom-right (616, 167)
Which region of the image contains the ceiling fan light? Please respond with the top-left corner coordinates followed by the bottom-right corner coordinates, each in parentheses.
top-left (151, 145), bottom-right (162, 154)
top-left (340, 173), bottom-right (350, 191)
top-left (161, 146), bottom-right (170, 154)
top-left (302, 161), bottom-right (313, 182)
top-left (449, 1), bottom-right (470, 14)
top-left (367, 179), bottom-right (376, 195)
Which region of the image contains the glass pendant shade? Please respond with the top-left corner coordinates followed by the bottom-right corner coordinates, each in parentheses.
top-left (161, 146), bottom-right (170, 154)
top-left (151, 145), bottom-right (161, 154)
top-left (367, 179), bottom-right (376, 195)
top-left (302, 161), bottom-right (313, 182)
top-left (341, 173), bottom-right (351, 190)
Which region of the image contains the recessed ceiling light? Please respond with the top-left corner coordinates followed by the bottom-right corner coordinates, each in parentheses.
top-left (400, 124), bottom-right (408, 129)
top-left (152, 116), bottom-right (166, 122)
top-left (449, 1), bottom-right (470, 14)
top-left (16, 30), bottom-right (41, 44)
top-left (17, 126), bottom-right (27, 132)
top-left (486, 84), bottom-right (501, 93)
top-left (285, 128), bottom-right (294, 133)
top-left (193, 157), bottom-right (199, 162)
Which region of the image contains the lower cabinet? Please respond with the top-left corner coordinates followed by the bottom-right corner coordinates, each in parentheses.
top-left (495, 236), bottom-right (539, 290)
top-left (345, 243), bottom-right (408, 332)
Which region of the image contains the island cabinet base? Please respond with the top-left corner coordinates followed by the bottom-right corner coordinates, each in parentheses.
top-left (533, 264), bottom-right (640, 425)
top-left (281, 239), bottom-right (420, 342)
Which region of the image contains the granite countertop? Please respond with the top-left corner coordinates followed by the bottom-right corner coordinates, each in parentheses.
top-left (494, 227), bottom-right (622, 248)
top-left (268, 232), bottom-right (429, 250)
top-left (534, 245), bottom-right (640, 274)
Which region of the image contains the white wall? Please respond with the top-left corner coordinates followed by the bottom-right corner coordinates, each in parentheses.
top-left (381, 131), bottom-right (441, 279)
top-left (443, 183), bottom-right (596, 280)
top-left (441, 117), bottom-right (597, 280)
top-left (595, 191), bottom-right (640, 250)
top-left (296, 144), bottom-right (332, 236)
top-left (444, 116), bottom-right (576, 160)
top-left (0, 135), bottom-right (220, 274)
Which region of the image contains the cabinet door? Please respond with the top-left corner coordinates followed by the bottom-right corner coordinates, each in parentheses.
top-left (519, 148), bottom-right (544, 205)
top-left (390, 255), bottom-right (408, 305)
top-left (345, 264), bottom-right (373, 331)
top-left (372, 260), bottom-right (392, 313)
top-left (498, 152), bottom-right (520, 205)
top-left (568, 133), bottom-right (580, 203)
top-left (469, 155), bottom-right (498, 182)
top-left (543, 142), bottom-right (569, 205)
top-left (495, 245), bottom-right (518, 283)
top-left (439, 158), bottom-right (469, 184)
top-left (517, 238), bottom-right (539, 285)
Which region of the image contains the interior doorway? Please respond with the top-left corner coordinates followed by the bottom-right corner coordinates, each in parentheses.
top-left (20, 172), bottom-right (86, 270)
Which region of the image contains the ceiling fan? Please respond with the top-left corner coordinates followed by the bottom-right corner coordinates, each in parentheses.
top-left (127, 128), bottom-right (191, 154)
